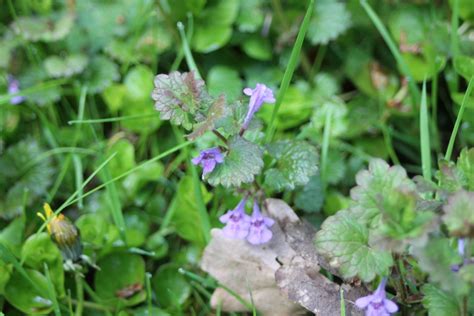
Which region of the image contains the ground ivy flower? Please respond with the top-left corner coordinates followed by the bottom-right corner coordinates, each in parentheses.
top-left (191, 147), bottom-right (224, 178)
top-left (8, 75), bottom-right (25, 105)
top-left (247, 201), bottom-right (275, 245)
top-left (219, 198), bottom-right (251, 239)
top-left (242, 83), bottom-right (275, 130)
top-left (355, 278), bottom-right (398, 316)
top-left (452, 238), bottom-right (466, 272)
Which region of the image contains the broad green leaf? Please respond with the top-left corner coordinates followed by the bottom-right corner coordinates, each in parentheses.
top-left (437, 159), bottom-right (465, 193)
top-left (0, 37), bottom-right (18, 68)
top-left (242, 36), bottom-right (272, 61)
top-left (307, 0), bottom-right (351, 45)
top-left (0, 139), bottom-right (54, 219)
top-left (192, 0), bottom-right (239, 53)
top-left (411, 237), bottom-right (468, 296)
top-left (18, 65), bottom-right (61, 105)
top-left (152, 264), bottom-right (191, 307)
top-left (170, 176), bottom-right (211, 246)
top-left (236, 0), bottom-right (264, 32)
top-left (422, 284), bottom-right (461, 316)
top-left (75, 213), bottom-right (112, 249)
top-left (134, 306), bottom-right (171, 316)
top-left (264, 140), bottom-right (319, 191)
top-left (4, 269), bottom-right (53, 315)
top-left (442, 190), bottom-right (474, 237)
top-left (207, 66), bottom-right (243, 101)
top-left (124, 65), bottom-right (154, 101)
top-left (95, 253), bottom-right (146, 307)
top-left (102, 84), bottom-right (127, 112)
top-left (105, 138), bottom-right (136, 179)
top-left (152, 71), bottom-right (211, 130)
top-left (207, 136), bottom-right (263, 187)
top-left (295, 174), bottom-right (324, 213)
top-left (0, 216), bottom-right (25, 256)
top-left (21, 233), bottom-right (65, 298)
top-left (453, 55), bottom-right (474, 81)
top-left (124, 211), bottom-right (150, 247)
top-left (457, 147), bottom-right (474, 191)
top-left (350, 159), bottom-right (416, 225)
top-left (305, 96), bottom-right (348, 138)
top-left (85, 56), bottom-right (120, 93)
top-left (11, 12), bottom-right (74, 42)
top-left (123, 162), bottom-right (164, 198)
top-left (44, 54), bottom-right (88, 78)
top-left (314, 209), bottom-right (393, 282)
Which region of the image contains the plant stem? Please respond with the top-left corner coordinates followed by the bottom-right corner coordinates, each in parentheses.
top-left (213, 129), bottom-right (228, 144)
top-left (74, 272), bottom-right (84, 316)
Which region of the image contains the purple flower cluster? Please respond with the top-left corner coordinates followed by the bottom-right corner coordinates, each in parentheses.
top-left (192, 147), bottom-right (224, 178)
top-left (219, 199), bottom-right (274, 245)
top-left (242, 83), bottom-right (275, 130)
top-left (8, 75), bottom-right (25, 105)
top-left (355, 278), bottom-right (398, 316)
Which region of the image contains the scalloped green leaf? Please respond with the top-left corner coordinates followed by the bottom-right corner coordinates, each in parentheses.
top-left (457, 147), bottom-right (474, 191)
top-left (85, 56), bottom-right (120, 93)
top-left (350, 159), bottom-right (416, 224)
top-left (442, 190), bottom-right (474, 237)
top-left (422, 284), bottom-right (461, 316)
top-left (207, 136), bottom-right (263, 187)
top-left (44, 54), bottom-right (88, 78)
top-left (307, 0), bottom-right (351, 45)
top-left (314, 209), bottom-right (393, 282)
top-left (264, 141), bottom-right (319, 191)
top-left (152, 71), bottom-right (212, 130)
top-left (11, 12), bottom-right (74, 42)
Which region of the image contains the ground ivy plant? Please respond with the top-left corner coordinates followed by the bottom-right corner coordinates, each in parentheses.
top-left (315, 149), bottom-right (474, 315)
top-left (152, 71), bottom-right (318, 245)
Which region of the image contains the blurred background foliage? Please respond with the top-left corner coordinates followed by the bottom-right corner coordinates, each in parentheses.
top-left (0, 0), bottom-right (474, 314)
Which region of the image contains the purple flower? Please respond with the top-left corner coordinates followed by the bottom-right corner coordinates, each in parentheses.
top-left (452, 238), bottom-right (466, 272)
top-left (355, 278), bottom-right (398, 316)
top-left (8, 75), bottom-right (25, 105)
top-left (191, 147), bottom-right (224, 178)
top-left (246, 201), bottom-right (274, 245)
top-left (242, 83), bottom-right (275, 130)
top-left (219, 198), bottom-right (251, 239)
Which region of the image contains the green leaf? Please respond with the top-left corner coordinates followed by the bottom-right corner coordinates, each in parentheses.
top-left (437, 159), bottom-right (465, 193)
top-left (21, 233), bottom-right (65, 298)
top-left (124, 65), bottom-right (154, 101)
top-left (314, 209), bottom-right (393, 282)
top-left (152, 71), bottom-right (211, 130)
top-left (152, 264), bottom-right (191, 307)
top-left (4, 269), bottom-right (53, 315)
top-left (264, 140), bottom-right (319, 191)
top-left (105, 139), bottom-right (136, 179)
top-left (207, 136), bottom-right (263, 187)
top-left (207, 66), bottom-right (243, 101)
top-left (44, 54), bottom-right (88, 78)
top-left (350, 159), bottom-right (416, 225)
top-left (453, 55), bottom-right (474, 81)
top-left (457, 147), bottom-right (474, 191)
top-left (95, 253), bottom-right (146, 307)
top-left (295, 174), bottom-right (324, 213)
top-left (192, 0), bottom-right (239, 53)
top-left (0, 139), bottom-right (54, 219)
top-left (442, 190), bottom-right (474, 237)
top-left (411, 237), bottom-right (468, 296)
top-left (187, 95), bottom-right (226, 140)
top-left (307, 0), bottom-right (351, 45)
top-left (236, 0), bottom-right (264, 32)
top-left (242, 36), bottom-right (272, 61)
top-left (422, 284), bottom-right (461, 316)
top-left (11, 12), bottom-right (74, 42)
top-left (0, 260), bottom-right (12, 295)
top-left (75, 213), bottom-right (114, 249)
top-left (85, 56), bottom-right (120, 93)
top-left (170, 176), bottom-right (211, 246)
top-left (102, 84), bottom-right (127, 112)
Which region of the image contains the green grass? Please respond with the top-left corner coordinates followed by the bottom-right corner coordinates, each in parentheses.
top-left (420, 80), bottom-right (432, 181)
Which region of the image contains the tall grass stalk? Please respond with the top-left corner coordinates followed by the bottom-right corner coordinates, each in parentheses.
top-left (420, 80), bottom-right (432, 180)
top-left (265, 0), bottom-right (314, 143)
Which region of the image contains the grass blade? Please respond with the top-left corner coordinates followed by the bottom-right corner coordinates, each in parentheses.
top-left (177, 21), bottom-right (201, 79)
top-left (44, 263), bottom-right (62, 316)
top-left (445, 76), bottom-right (474, 161)
top-left (265, 0), bottom-right (314, 143)
top-left (451, 0), bottom-right (460, 92)
top-left (420, 80), bottom-right (432, 180)
top-left (320, 109), bottom-right (332, 189)
top-left (360, 0), bottom-right (420, 106)
top-left (68, 113), bottom-right (159, 124)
